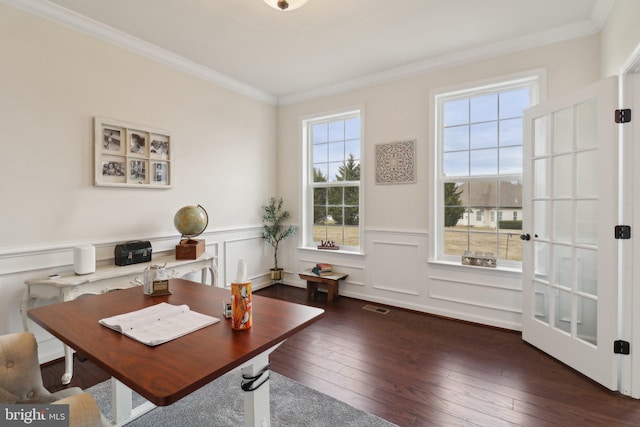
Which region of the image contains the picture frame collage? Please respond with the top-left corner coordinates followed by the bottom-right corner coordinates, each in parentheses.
top-left (94, 117), bottom-right (172, 188)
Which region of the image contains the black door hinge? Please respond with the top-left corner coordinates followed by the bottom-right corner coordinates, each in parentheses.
top-left (615, 108), bottom-right (632, 123)
top-left (615, 225), bottom-right (631, 239)
top-left (614, 340), bottom-right (630, 355)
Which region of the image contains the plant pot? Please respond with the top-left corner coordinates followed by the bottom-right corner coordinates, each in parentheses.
top-left (270, 268), bottom-right (283, 281)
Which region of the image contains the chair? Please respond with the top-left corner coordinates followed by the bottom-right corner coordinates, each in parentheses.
top-left (0, 332), bottom-right (109, 427)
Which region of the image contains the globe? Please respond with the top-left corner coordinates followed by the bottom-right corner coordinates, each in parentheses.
top-left (174, 205), bottom-right (208, 240)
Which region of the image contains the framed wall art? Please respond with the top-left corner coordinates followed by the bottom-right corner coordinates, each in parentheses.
top-left (94, 117), bottom-right (173, 188)
top-left (375, 139), bottom-right (417, 185)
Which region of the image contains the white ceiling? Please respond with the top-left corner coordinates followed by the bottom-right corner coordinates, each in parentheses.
top-left (8, 0), bottom-right (613, 104)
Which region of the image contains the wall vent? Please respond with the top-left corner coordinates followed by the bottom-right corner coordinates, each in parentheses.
top-left (362, 305), bottom-right (390, 314)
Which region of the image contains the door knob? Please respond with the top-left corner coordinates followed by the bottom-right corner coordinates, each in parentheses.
top-left (520, 233), bottom-right (531, 241)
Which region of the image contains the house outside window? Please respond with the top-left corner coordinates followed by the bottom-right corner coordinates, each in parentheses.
top-left (303, 110), bottom-right (362, 252)
top-left (435, 73), bottom-right (540, 267)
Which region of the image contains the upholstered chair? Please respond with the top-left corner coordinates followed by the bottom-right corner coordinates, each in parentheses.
top-left (0, 332), bottom-right (109, 427)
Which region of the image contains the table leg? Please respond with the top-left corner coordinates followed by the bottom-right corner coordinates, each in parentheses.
top-left (61, 345), bottom-right (74, 385)
top-left (240, 341), bottom-right (283, 427)
top-left (111, 378), bottom-right (156, 427)
top-left (327, 281), bottom-right (338, 302)
top-left (306, 281), bottom-right (317, 299)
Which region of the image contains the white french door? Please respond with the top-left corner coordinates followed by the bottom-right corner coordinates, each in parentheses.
top-left (521, 77), bottom-right (619, 390)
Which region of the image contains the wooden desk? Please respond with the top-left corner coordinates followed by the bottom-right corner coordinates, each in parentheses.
top-left (22, 252), bottom-right (217, 385)
top-left (299, 270), bottom-right (348, 302)
top-left (28, 279), bottom-right (324, 426)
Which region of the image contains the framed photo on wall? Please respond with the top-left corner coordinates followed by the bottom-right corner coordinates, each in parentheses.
top-left (94, 117), bottom-right (172, 188)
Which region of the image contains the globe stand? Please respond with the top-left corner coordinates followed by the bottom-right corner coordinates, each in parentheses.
top-left (176, 238), bottom-right (205, 260)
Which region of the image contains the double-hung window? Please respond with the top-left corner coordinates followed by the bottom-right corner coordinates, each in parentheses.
top-left (434, 73), bottom-right (541, 268)
top-left (303, 110), bottom-right (362, 252)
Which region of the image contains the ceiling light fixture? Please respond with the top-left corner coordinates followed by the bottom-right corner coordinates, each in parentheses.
top-left (264, 0), bottom-right (309, 11)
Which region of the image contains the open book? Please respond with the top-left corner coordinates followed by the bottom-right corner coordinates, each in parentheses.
top-left (99, 302), bottom-right (220, 346)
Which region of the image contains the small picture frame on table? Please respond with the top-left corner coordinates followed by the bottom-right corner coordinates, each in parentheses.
top-left (94, 117), bottom-right (172, 188)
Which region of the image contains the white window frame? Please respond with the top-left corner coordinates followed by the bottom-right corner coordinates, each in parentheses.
top-left (430, 70), bottom-right (545, 270)
top-left (301, 107), bottom-right (364, 254)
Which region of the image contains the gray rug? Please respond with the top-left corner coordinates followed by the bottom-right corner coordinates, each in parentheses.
top-left (86, 369), bottom-right (397, 426)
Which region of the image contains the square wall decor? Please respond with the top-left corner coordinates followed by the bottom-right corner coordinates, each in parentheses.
top-left (375, 139), bottom-right (416, 185)
top-left (94, 117), bottom-right (172, 188)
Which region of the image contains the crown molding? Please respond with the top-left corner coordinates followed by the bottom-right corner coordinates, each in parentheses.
top-left (1, 0), bottom-right (278, 105)
top-left (278, 18), bottom-right (601, 106)
top-left (4, 0), bottom-right (610, 108)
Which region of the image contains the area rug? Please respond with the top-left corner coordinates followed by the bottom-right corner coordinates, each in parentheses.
top-left (86, 369), bottom-right (397, 427)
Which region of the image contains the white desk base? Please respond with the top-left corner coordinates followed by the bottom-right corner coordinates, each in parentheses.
top-left (107, 341), bottom-right (283, 427)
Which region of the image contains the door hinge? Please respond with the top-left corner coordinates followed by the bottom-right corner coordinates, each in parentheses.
top-left (615, 108), bottom-right (632, 123)
top-left (615, 225), bottom-right (631, 239)
top-left (614, 340), bottom-right (630, 355)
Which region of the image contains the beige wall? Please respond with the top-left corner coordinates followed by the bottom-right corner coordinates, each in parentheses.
top-left (0, 4), bottom-right (276, 249)
top-left (601, 0), bottom-right (640, 75)
top-left (278, 35), bottom-right (601, 232)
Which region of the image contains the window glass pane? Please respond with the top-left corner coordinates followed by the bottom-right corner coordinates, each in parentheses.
top-left (534, 158), bottom-right (548, 197)
top-left (499, 231), bottom-right (522, 261)
top-left (443, 99), bottom-right (469, 126)
top-left (345, 139), bottom-right (360, 160)
top-left (499, 118), bottom-right (522, 147)
top-left (344, 117), bottom-right (360, 140)
top-left (471, 94), bottom-right (497, 122)
top-left (553, 244), bottom-right (572, 289)
top-left (553, 201), bottom-right (572, 243)
top-left (328, 121), bottom-right (344, 142)
top-left (344, 206), bottom-right (359, 226)
top-left (470, 122), bottom-right (497, 149)
top-left (576, 200), bottom-right (597, 245)
top-left (499, 88), bottom-right (530, 119)
top-left (443, 125), bottom-right (469, 151)
top-left (576, 248), bottom-right (597, 296)
top-left (576, 150), bottom-right (598, 197)
top-left (553, 107), bottom-right (574, 153)
top-left (327, 186), bottom-right (343, 205)
top-left (534, 116), bottom-right (549, 156)
top-left (337, 156), bottom-right (360, 181)
top-left (344, 186), bottom-right (359, 205)
top-left (470, 148), bottom-right (498, 175)
top-left (469, 231), bottom-right (497, 257)
top-left (443, 151), bottom-right (469, 177)
top-left (553, 154), bottom-right (572, 197)
top-left (312, 123), bottom-right (328, 144)
top-left (576, 99), bottom-right (597, 149)
top-left (313, 187), bottom-right (328, 226)
top-left (328, 162), bottom-right (343, 182)
top-left (499, 146), bottom-right (522, 174)
top-left (444, 229), bottom-right (468, 256)
top-left (313, 143), bottom-right (327, 163)
top-left (576, 297), bottom-right (597, 345)
top-left (328, 141), bottom-right (344, 162)
top-left (313, 165), bottom-right (328, 182)
top-left (328, 206), bottom-right (343, 226)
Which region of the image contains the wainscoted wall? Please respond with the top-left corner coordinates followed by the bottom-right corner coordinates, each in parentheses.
top-left (287, 229), bottom-right (523, 331)
top-left (0, 226), bottom-right (276, 363)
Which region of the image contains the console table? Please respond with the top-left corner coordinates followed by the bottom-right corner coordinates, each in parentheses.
top-left (22, 252), bottom-right (217, 385)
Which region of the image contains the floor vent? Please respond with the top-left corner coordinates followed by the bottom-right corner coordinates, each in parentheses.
top-left (362, 305), bottom-right (390, 314)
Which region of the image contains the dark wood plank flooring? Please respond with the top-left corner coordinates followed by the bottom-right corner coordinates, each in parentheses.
top-left (42, 284), bottom-right (640, 426)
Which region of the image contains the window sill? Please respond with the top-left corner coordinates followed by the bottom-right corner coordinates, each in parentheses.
top-left (427, 259), bottom-right (522, 277)
top-left (298, 246), bottom-right (365, 257)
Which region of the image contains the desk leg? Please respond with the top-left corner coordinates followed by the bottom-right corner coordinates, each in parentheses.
top-left (110, 378), bottom-right (155, 427)
top-left (61, 345), bottom-right (74, 385)
top-left (240, 341), bottom-right (283, 427)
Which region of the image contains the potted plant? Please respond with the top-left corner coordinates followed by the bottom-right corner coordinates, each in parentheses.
top-left (262, 197), bottom-right (296, 282)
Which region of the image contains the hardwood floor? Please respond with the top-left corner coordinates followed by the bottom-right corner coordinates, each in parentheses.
top-left (42, 284), bottom-right (640, 426)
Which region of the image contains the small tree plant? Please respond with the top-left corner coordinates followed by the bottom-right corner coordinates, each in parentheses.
top-left (262, 197), bottom-right (296, 274)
